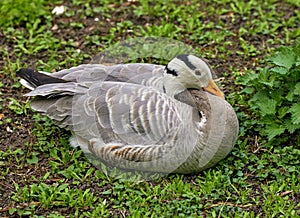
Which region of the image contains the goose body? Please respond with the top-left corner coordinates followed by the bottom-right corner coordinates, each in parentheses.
top-left (17, 55), bottom-right (239, 174)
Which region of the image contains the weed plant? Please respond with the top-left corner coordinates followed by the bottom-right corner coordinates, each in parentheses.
top-left (241, 39), bottom-right (300, 145)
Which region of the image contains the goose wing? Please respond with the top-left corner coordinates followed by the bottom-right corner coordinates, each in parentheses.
top-left (25, 79), bottom-right (199, 170)
top-left (47, 63), bottom-right (164, 90)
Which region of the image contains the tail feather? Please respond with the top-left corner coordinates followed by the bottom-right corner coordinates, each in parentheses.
top-left (16, 68), bottom-right (67, 89)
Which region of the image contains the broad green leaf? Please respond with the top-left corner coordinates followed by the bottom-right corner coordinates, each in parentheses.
top-left (240, 87), bottom-right (254, 94)
top-left (270, 66), bottom-right (288, 75)
top-left (284, 119), bottom-right (300, 134)
top-left (290, 103), bottom-right (300, 124)
top-left (278, 106), bottom-right (290, 119)
top-left (294, 82), bottom-right (300, 95)
top-left (264, 124), bottom-right (286, 140)
top-left (239, 71), bottom-right (259, 85)
top-left (269, 90), bottom-right (284, 102)
top-left (9, 208), bottom-right (17, 215)
top-left (256, 96), bottom-right (277, 116)
top-left (268, 48), bottom-right (296, 70)
top-left (286, 89), bottom-right (294, 101)
top-left (260, 79), bottom-right (275, 87)
top-left (26, 155), bottom-right (38, 164)
top-left (259, 70), bottom-right (275, 87)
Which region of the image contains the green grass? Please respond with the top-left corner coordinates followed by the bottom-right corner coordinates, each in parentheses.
top-left (0, 0), bottom-right (300, 217)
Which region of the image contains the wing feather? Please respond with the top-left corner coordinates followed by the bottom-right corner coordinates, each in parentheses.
top-left (85, 82), bottom-right (188, 146)
top-left (48, 64), bottom-right (164, 90)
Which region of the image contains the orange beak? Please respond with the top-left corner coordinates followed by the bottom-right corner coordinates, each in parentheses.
top-left (204, 79), bottom-right (225, 99)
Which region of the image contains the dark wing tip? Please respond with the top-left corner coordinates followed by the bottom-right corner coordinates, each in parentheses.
top-left (16, 68), bottom-right (37, 77)
top-left (16, 68), bottom-right (40, 88)
top-left (16, 68), bottom-right (67, 88)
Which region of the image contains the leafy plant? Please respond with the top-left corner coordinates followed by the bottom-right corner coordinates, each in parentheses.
top-left (12, 183), bottom-right (98, 208)
top-left (0, 0), bottom-right (51, 27)
top-left (241, 38), bottom-right (300, 144)
top-left (8, 98), bottom-right (31, 115)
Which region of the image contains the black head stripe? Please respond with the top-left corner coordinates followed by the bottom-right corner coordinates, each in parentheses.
top-left (164, 66), bottom-right (178, 76)
top-left (176, 54), bottom-right (196, 70)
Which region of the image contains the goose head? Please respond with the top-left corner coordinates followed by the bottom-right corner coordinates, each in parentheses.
top-left (163, 54), bottom-right (224, 99)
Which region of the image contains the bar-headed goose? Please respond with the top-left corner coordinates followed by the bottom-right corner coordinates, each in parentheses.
top-left (17, 54), bottom-right (238, 174)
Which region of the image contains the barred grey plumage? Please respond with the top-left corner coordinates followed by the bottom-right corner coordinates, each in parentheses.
top-left (17, 54), bottom-right (238, 174)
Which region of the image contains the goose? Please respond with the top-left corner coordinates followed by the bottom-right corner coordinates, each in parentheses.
top-left (17, 54), bottom-right (239, 174)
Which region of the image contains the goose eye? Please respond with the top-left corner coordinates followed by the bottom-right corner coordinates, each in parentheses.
top-left (195, 70), bottom-right (202, 76)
